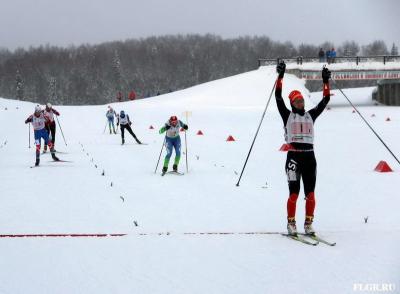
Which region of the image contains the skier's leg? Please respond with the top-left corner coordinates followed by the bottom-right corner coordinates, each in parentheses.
top-left (108, 119), bottom-right (112, 134)
top-left (127, 125), bottom-right (141, 144)
top-left (302, 152), bottom-right (317, 227)
top-left (43, 125), bottom-right (50, 152)
top-left (173, 137), bottom-right (181, 171)
top-left (43, 129), bottom-right (59, 161)
top-left (285, 152), bottom-right (301, 234)
top-left (34, 131), bottom-right (41, 165)
top-left (163, 138), bottom-right (173, 172)
top-left (112, 121), bottom-right (116, 134)
top-left (51, 123), bottom-right (56, 146)
top-left (121, 125), bottom-right (125, 144)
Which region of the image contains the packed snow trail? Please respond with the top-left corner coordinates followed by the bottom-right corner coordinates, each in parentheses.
top-left (0, 66), bottom-right (399, 293)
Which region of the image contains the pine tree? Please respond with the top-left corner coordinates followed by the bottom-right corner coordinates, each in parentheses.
top-left (48, 77), bottom-right (57, 103)
top-left (112, 49), bottom-right (124, 95)
top-left (391, 43), bottom-right (398, 55)
top-left (15, 70), bottom-right (24, 100)
top-left (362, 40), bottom-right (389, 56)
top-left (338, 40), bottom-right (360, 56)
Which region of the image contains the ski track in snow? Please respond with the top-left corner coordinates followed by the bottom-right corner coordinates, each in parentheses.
top-left (0, 66), bottom-right (399, 293)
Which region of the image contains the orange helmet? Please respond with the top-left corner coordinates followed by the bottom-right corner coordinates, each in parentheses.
top-left (169, 116), bottom-right (178, 126)
top-left (288, 90), bottom-right (304, 104)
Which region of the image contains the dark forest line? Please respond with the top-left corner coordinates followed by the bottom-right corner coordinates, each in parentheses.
top-left (0, 35), bottom-right (396, 105)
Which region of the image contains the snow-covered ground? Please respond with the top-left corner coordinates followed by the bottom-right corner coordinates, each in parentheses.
top-left (0, 66), bottom-right (399, 294)
top-left (310, 86), bottom-right (377, 106)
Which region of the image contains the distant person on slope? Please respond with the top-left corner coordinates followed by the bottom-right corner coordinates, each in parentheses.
top-left (43, 103), bottom-right (60, 153)
top-left (117, 110), bottom-right (142, 145)
top-left (275, 61), bottom-right (331, 236)
top-left (318, 48), bottom-right (325, 62)
top-left (106, 106), bottom-right (117, 134)
top-left (326, 49), bottom-right (331, 64)
top-left (159, 116), bottom-right (188, 175)
top-left (25, 105), bottom-right (60, 166)
top-left (128, 90), bottom-right (136, 101)
top-left (330, 48), bottom-right (337, 64)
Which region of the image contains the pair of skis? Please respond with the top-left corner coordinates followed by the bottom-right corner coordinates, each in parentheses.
top-left (161, 171), bottom-right (184, 176)
top-left (282, 233), bottom-right (336, 246)
top-left (42, 150), bottom-right (68, 154)
top-left (30, 157), bottom-right (72, 168)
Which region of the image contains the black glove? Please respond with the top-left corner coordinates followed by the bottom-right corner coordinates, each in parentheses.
top-left (165, 125), bottom-right (171, 130)
top-left (276, 61), bottom-right (286, 79)
top-left (183, 124), bottom-right (188, 131)
top-left (322, 66), bottom-right (331, 83)
top-left (117, 123), bottom-right (119, 127)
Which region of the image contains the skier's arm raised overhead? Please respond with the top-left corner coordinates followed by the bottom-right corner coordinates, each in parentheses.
top-left (275, 61), bottom-right (290, 125)
top-left (309, 67), bottom-right (331, 122)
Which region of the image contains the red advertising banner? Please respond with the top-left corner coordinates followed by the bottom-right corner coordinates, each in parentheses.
top-left (299, 70), bottom-right (400, 80)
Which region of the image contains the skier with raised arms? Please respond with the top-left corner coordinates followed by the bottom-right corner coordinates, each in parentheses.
top-left (159, 116), bottom-right (188, 175)
top-left (275, 61), bottom-right (331, 236)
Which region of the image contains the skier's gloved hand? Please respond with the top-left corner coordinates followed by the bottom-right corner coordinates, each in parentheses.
top-left (183, 124), bottom-right (188, 130)
top-left (322, 66), bottom-right (331, 83)
top-left (276, 61), bottom-right (286, 79)
top-left (117, 123), bottom-right (119, 127)
top-left (165, 125), bottom-right (171, 130)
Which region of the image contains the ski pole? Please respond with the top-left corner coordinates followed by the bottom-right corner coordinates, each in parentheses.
top-left (184, 114), bottom-right (189, 173)
top-left (184, 130), bottom-right (188, 173)
top-left (236, 78), bottom-right (277, 187)
top-left (103, 120), bottom-right (108, 134)
top-left (154, 136), bottom-right (166, 173)
top-left (55, 115), bottom-right (67, 146)
top-left (332, 79), bottom-right (400, 166)
top-left (28, 123), bottom-right (31, 149)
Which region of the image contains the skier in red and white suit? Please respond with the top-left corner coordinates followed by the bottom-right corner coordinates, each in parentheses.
top-left (25, 105), bottom-right (59, 166)
top-left (43, 103), bottom-right (60, 152)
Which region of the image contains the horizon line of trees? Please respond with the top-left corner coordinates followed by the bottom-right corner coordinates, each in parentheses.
top-left (0, 35), bottom-right (398, 105)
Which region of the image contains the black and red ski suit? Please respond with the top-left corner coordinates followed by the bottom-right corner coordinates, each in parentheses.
top-left (275, 78), bottom-right (330, 222)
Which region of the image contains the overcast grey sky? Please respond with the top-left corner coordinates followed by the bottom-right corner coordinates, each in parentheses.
top-left (1, 0), bottom-right (399, 50)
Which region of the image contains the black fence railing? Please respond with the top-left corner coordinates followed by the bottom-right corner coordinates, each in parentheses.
top-left (258, 55), bottom-right (400, 67)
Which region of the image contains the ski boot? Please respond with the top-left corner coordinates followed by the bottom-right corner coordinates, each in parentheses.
top-left (173, 164), bottom-right (178, 172)
top-left (136, 139), bottom-right (142, 145)
top-left (122, 138), bottom-right (125, 145)
top-left (35, 158), bottom-right (40, 166)
top-left (50, 149), bottom-right (60, 161)
top-left (287, 218), bottom-right (297, 236)
top-left (43, 145), bottom-right (47, 153)
top-left (304, 216), bottom-right (315, 236)
top-left (161, 166), bottom-right (168, 176)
